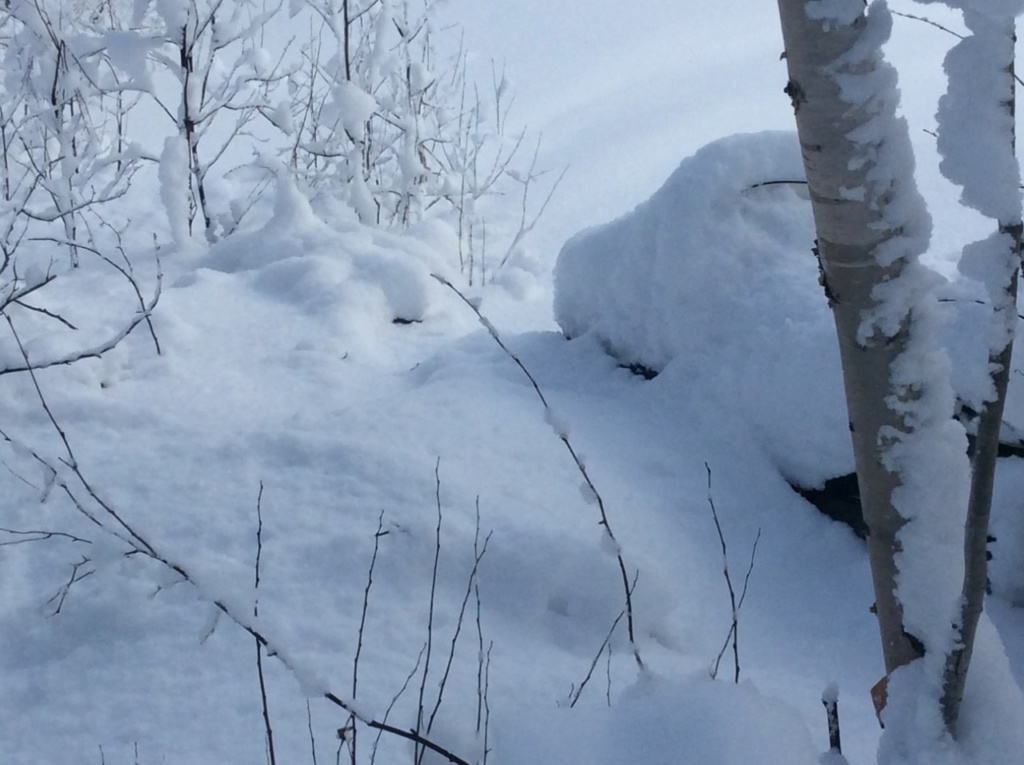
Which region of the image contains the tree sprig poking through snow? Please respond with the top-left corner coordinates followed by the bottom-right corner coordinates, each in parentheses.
top-left (704, 463), bottom-right (760, 685)
top-left (821, 682), bottom-right (845, 759)
top-left (564, 570), bottom-right (637, 709)
top-left (252, 483), bottom-right (278, 765)
top-left (419, 467), bottom-right (492, 765)
top-left (431, 272), bottom-right (645, 671)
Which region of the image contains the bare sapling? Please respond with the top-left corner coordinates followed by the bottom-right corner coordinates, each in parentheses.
top-left (440, 59), bottom-right (566, 286)
top-left (472, 498), bottom-right (492, 765)
top-left (281, 0), bottom-right (560, 285)
top-left (0, 2), bottom-right (161, 387)
top-left (933, 11), bottom-right (1022, 731)
top-left (130, 0), bottom-right (293, 242)
top-left (0, 1), bottom-right (140, 267)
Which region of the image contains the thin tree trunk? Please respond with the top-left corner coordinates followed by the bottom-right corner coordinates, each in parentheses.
top-left (940, 19), bottom-right (1022, 729)
top-left (942, 274), bottom-right (1017, 725)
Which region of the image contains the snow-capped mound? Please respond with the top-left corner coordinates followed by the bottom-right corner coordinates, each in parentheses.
top-left (505, 673), bottom-right (820, 765)
top-left (554, 131), bottom-right (851, 484)
top-left (555, 131), bottom-right (818, 369)
top-left (200, 175), bottom-right (453, 326)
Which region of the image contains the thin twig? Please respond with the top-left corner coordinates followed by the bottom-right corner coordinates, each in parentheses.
top-left (0, 526), bottom-right (90, 546)
top-left (605, 643), bottom-right (613, 707)
top-left (432, 273), bottom-right (644, 670)
top-left (46, 555), bottom-right (94, 615)
top-left (351, 509), bottom-right (387, 765)
top-left (891, 10), bottom-right (965, 40)
top-left (307, 699), bottom-right (319, 765)
top-left (370, 644), bottom-right (428, 765)
top-left (426, 515), bottom-right (491, 732)
top-left (31, 230), bottom-right (163, 355)
top-left (474, 498), bottom-right (486, 739)
top-left (415, 459), bottom-right (444, 765)
top-left (745, 179), bottom-right (806, 191)
top-left (891, 11), bottom-right (1024, 88)
top-left (254, 482), bottom-right (277, 765)
top-left (706, 463), bottom-right (760, 684)
top-left (12, 300), bottom-right (78, 329)
top-left (568, 569), bottom-right (637, 708)
top-left (569, 608), bottom-right (626, 708)
top-left (0, 271), bottom-right (161, 378)
top-left (482, 641), bottom-right (492, 765)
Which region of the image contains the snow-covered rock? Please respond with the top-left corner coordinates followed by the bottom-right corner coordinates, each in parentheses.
top-left (554, 131), bottom-right (851, 485)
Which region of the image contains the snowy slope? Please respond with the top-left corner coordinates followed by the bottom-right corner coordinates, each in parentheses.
top-left (1, 2), bottom-right (1023, 765)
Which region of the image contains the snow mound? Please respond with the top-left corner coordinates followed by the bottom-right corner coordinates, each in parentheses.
top-left (503, 673), bottom-right (820, 765)
top-left (554, 131), bottom-right (851, 484)
top-left (200, 175), bottom-right (453, 325)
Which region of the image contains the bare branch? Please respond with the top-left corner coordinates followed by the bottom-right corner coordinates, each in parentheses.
top-left (706, 463), bottom-right (760, 684)
top-left (0, 266), bottom-right (161, 377)
top-left (253, 482), bottom-right (277, 765)
top-left (432, 273), bottom-right (644, 670)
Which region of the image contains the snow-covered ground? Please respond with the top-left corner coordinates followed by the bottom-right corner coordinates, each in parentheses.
top-left (2, 2), bottom-right (1023, 765)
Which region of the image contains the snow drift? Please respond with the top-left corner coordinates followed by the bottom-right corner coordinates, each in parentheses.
top-left (554, 131), bottom-right (851, 485)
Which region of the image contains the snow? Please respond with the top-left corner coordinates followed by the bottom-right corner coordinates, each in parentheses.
top-left (878, 618), bottom-right (1024, 765)
top-left (554, 130), bottom-right (851, 487)
top-left (935, 12), bottom-right (1020, 224)
top-left (154, 0), bottom-right (188, 32)
top-left (807, 0), bottom-right (870, 26)
top-left (331, 80), bottom-right (379, 143)
top-left (504, 673), bottom-right (820, 765)
top-left (2, 2), bottom-right (1024, 765)
top-left (104, 29), bottom-right (156, 92)
top-left (159, 136), bottom-right (193, 249)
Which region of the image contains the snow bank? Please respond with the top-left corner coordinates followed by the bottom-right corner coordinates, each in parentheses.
top-left (554, 131), bottom-right (851, 485)
top-left (501, 673), bottom-right (820, 765)
top-left (878, 616), bottom-right (1024, 765)
top-left (199, 174), bottom-right (455, 334)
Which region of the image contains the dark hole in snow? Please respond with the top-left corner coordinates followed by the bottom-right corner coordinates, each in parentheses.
top-left (621, 362), bottom-right (658, 380)
top-left (957, 403), bottom-right (1024, 460)
top-left (793, 406), bottom-right (1024, 543)
top-left (992, 440), bottom-right (1024, 459)
top-left (792, 473), bottom-right (1005, 595)
top-left (790, 473), bottom-right (867, 539)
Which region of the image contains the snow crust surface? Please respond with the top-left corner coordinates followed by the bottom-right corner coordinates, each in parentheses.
top-left (1, 3), bottom-right (1024, 765)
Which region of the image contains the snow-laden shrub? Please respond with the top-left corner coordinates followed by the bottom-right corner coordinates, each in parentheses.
top-left (3, 0), bottom-right (550, 284)
top-left (286, 0), bottom-right (553, 284)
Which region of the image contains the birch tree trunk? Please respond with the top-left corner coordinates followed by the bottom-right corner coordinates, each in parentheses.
top-left (775, 0), bottom-right (933, 676)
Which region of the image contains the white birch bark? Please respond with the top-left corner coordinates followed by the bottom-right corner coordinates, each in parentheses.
top-left (775, 0), bottom-right (960, 678)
